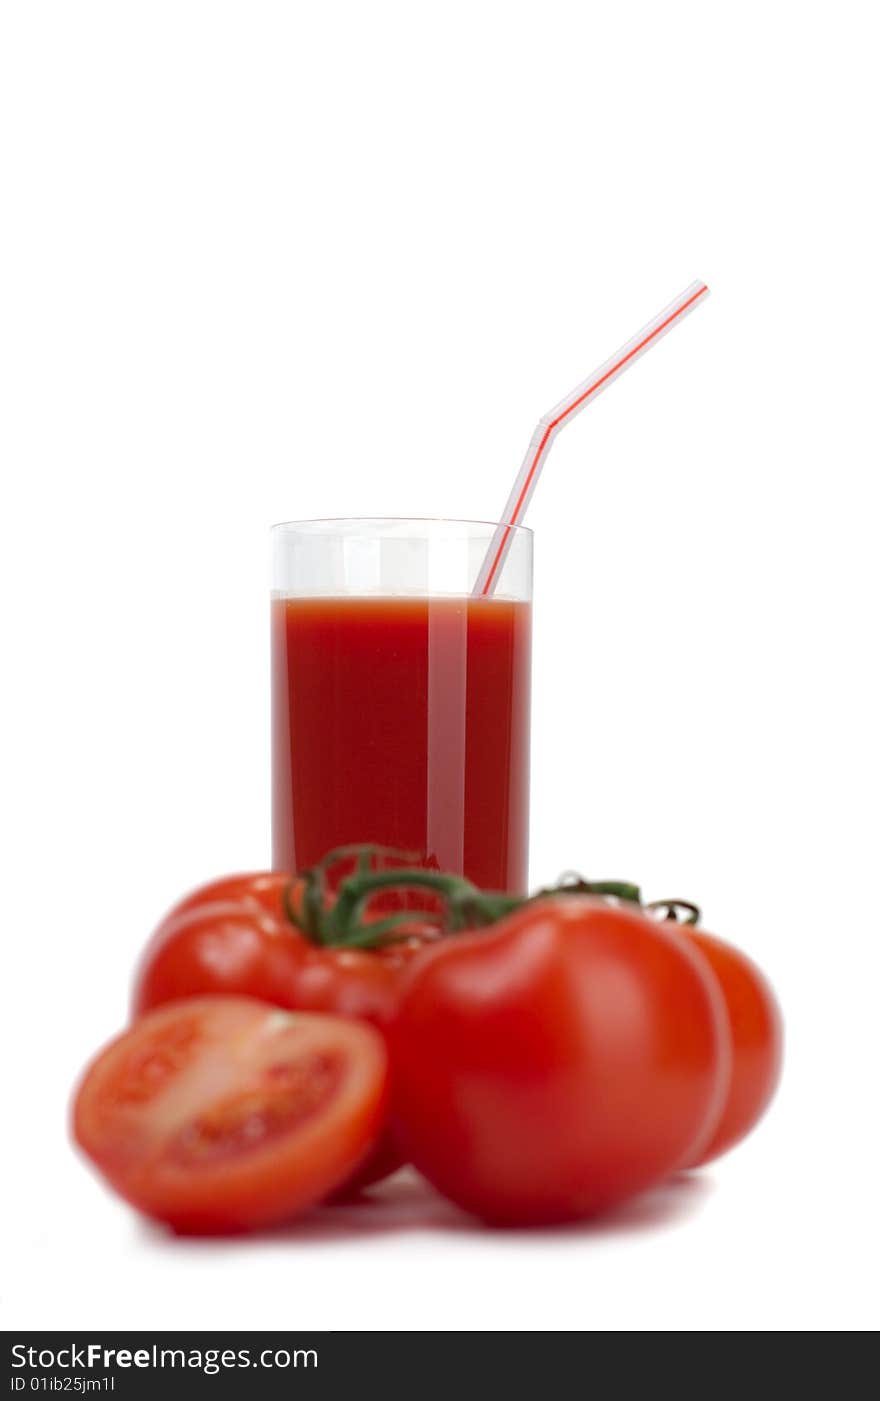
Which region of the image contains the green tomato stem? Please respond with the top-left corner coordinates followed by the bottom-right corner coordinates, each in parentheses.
top-left (288, 845), bottom-right (700, 950)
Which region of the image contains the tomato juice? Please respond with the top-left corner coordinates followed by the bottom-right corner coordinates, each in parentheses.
top-left (271, 595), bottom-right (531, 893)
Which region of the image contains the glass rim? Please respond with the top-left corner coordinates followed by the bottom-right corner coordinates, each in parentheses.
top-left (270, 515), bottom-right (533, 538)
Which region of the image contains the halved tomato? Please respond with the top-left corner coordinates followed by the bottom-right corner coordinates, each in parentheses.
top-left (72, 996), bottom-right (389, 1233)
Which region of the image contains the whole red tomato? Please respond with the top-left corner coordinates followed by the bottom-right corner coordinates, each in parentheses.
top-left (134, 872), bottom-right (414, 1029)
top-left (679, 928), bottom-right (783, 1166)
top-left (391, 897), bottom-right (731, 1224)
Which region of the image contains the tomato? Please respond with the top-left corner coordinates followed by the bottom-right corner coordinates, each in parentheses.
top-left (134, 898), bottom-right (408, 1031)
top-left (135, 869), bottom-right (441, 1017)
top-left (73, 996), bottom-right (389, 1233)
top-left (680, 928), bottom-right (783, 1166)
top-left (391, 897), bottom-right (731, 1224)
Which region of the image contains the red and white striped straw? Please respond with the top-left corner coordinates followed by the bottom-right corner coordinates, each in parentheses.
top-left (474, 280), bottom-right (710, 596)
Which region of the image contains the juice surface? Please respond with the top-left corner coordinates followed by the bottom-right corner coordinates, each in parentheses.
top-left (271, 595), bottom-right (531, 894)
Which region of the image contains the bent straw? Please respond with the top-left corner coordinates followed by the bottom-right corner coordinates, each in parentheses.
top-left (474, 280), bottom-right (710, 596)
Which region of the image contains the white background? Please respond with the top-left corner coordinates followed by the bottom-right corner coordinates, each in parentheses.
top-left (1, 0), bottom-right (878, 1333)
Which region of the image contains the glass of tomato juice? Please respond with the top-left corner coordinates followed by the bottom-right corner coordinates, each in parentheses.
top-left (271, 518), bottom-right (532, 894)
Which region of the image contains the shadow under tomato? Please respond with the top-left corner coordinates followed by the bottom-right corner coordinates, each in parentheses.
top-left (136, 1167), bottom-right (716, 1248)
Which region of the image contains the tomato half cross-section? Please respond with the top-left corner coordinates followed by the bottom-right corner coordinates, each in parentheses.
top-left (72, 996), bottom-right (390, 1233)
top-left (391, 897), bottom-right (732, 1225)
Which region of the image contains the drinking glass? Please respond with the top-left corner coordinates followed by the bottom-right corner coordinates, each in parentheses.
top-left (271, 518), bottom-right (532, 893)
